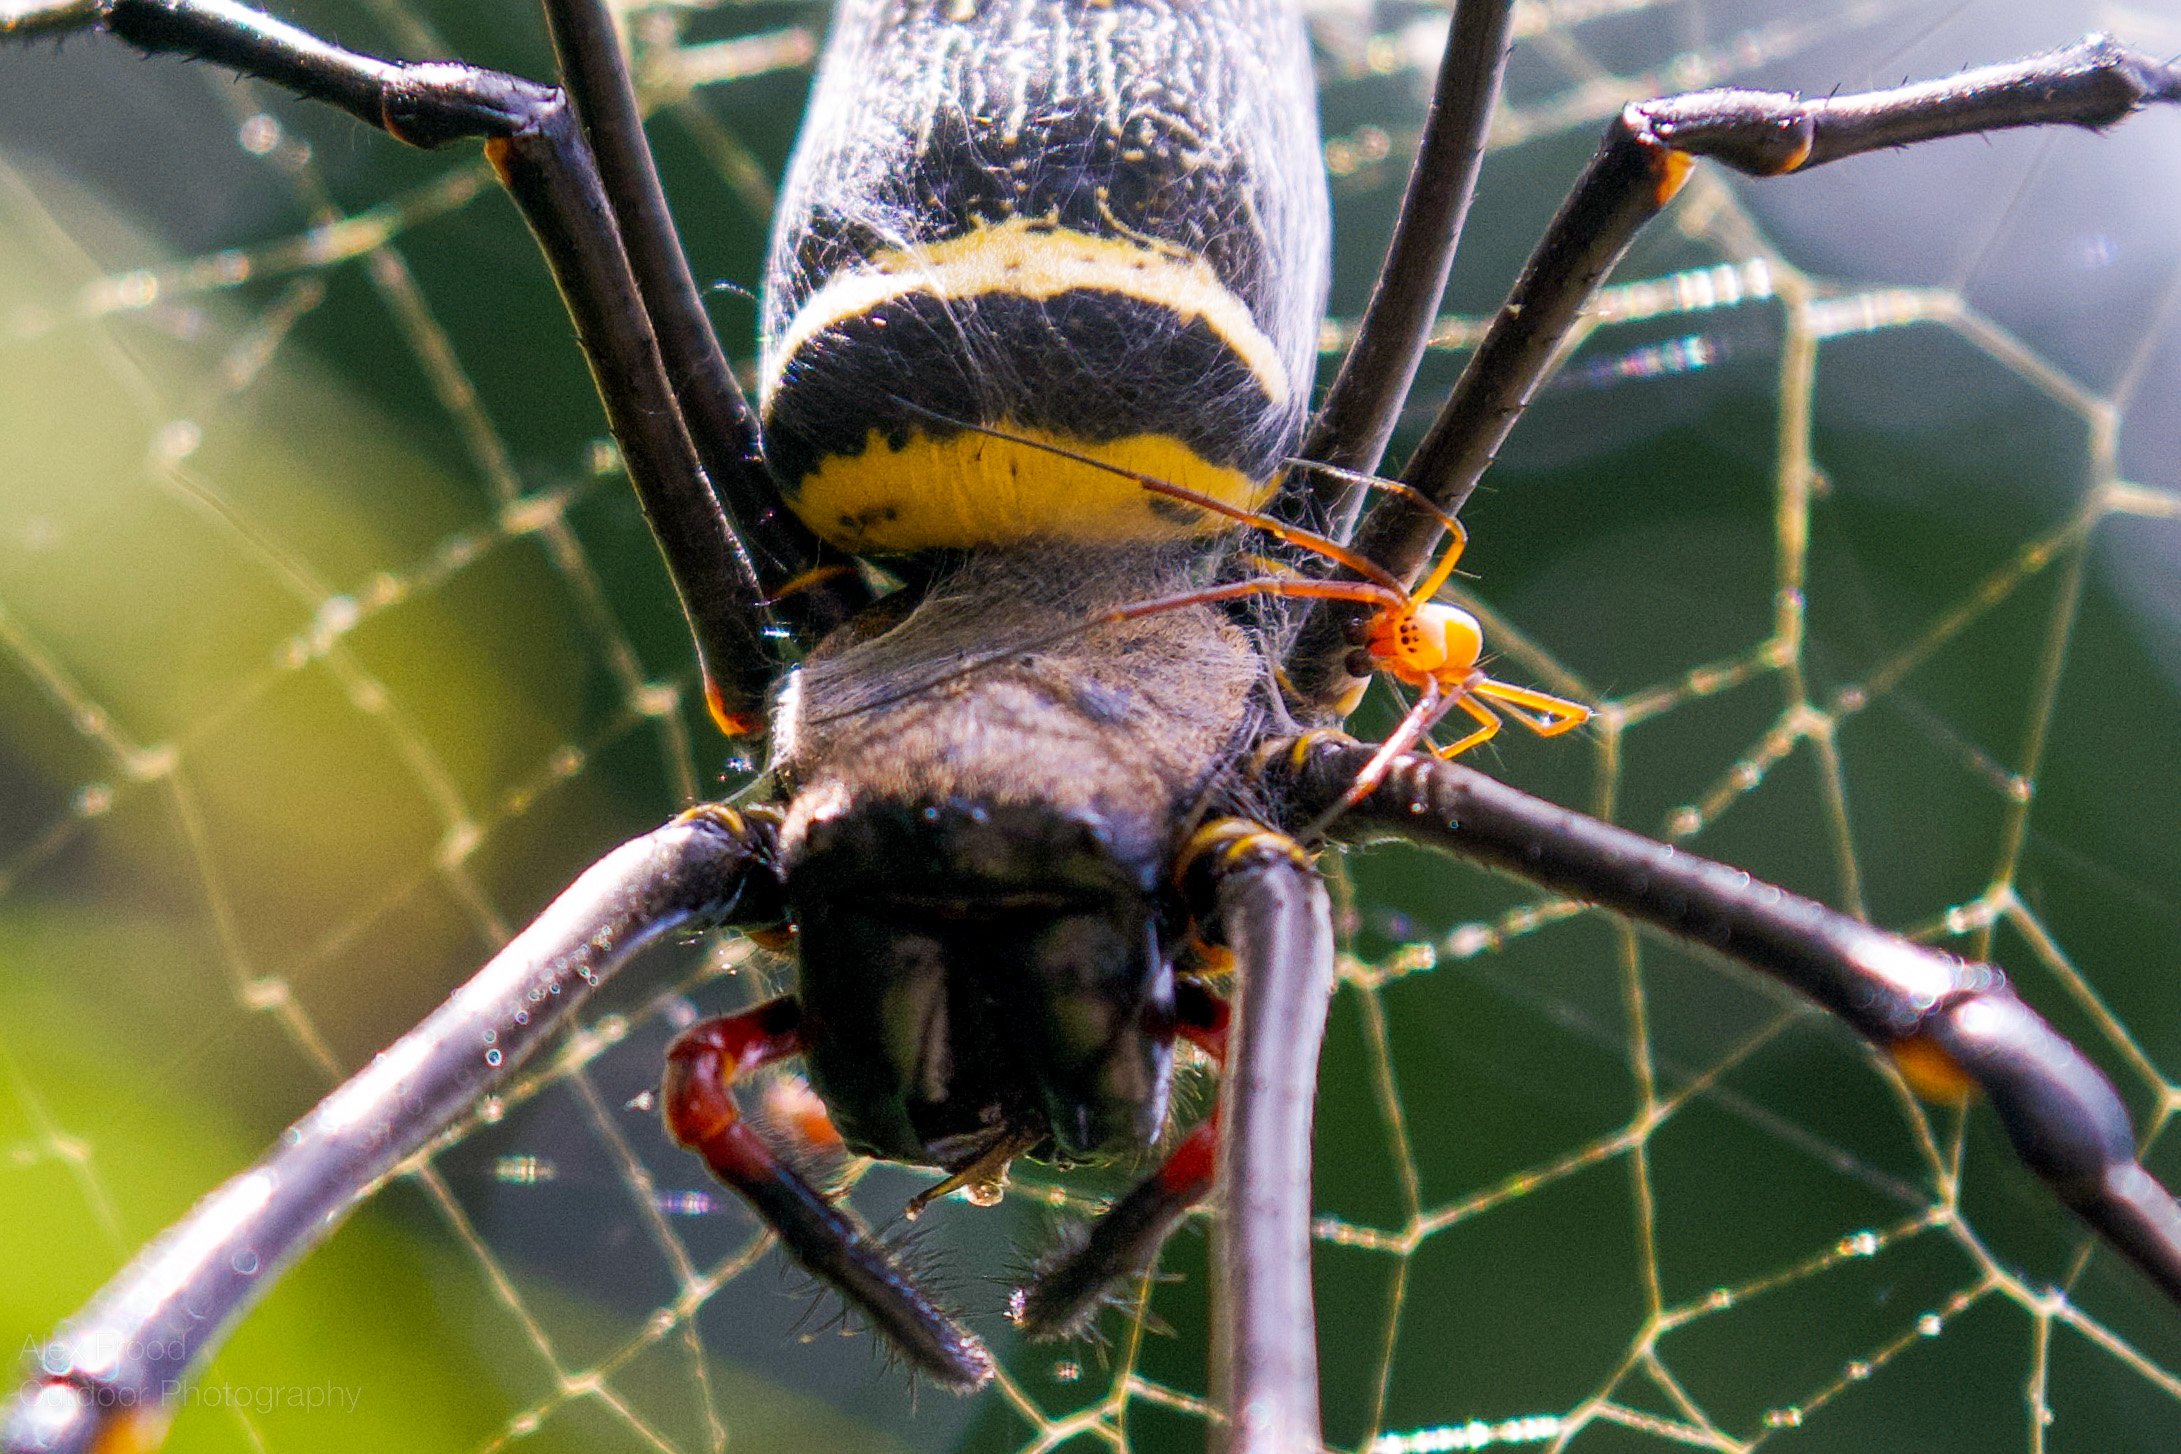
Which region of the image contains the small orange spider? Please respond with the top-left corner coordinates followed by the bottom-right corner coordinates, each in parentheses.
top-left (1336, 496), bottom-right (1591, 763)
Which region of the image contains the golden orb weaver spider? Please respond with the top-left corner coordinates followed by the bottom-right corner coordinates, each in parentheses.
top-left (4, 2), bottom-right (2181, 1454)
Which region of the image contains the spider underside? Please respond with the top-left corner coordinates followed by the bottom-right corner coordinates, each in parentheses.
top-left (4, 4), bottom-right (2181, 1454)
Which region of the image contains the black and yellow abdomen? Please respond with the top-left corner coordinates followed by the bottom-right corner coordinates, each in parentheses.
top-left (759, 0), bottom-right (1328, 554)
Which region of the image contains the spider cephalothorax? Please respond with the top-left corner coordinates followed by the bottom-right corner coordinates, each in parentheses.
top-left (773, 547), bottom-right (1268, 1172)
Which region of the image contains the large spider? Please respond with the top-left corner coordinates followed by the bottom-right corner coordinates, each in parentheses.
top-left (5, 1), bottom-right (2181, 1451)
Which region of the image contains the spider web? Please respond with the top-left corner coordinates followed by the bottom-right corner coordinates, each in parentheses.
top-left (3, 0), bottom-right (2180, 1449)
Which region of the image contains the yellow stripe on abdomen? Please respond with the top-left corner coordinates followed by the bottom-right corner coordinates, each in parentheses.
top-left (792, 425), bottom-right (1270, 554)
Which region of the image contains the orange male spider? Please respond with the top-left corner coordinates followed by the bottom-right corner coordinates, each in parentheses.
top-left (1345, 505), bottom-right (1590, 761)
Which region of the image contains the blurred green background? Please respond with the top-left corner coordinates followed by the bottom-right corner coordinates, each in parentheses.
top-left (2, 0), bottom-right (2180, 1450)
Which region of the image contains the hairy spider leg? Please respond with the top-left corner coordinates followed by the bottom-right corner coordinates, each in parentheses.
top-left (1011, 978), bottom-right (1233, 1340)
top-left (1290, 33), bottom-right (2181, 707)
top-left (1274, 735), bottom-right (2181, 1310)
top-left (0, 808), bottom-right (783, 1454)
top-left (662, 997), bottom-right (995, 1390)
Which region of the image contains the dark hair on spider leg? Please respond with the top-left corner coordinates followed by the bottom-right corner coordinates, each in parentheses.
top-left (1010, 1209), bottom-right (1198, 1345)
top-left (876, 1215), bottom-right (967, 1285)
top-left (1007, 1219), bottom-right (1110, 1345)
top-left (1010, 1158), bottom-right (1206, 1341)
top-left (874, 1219), bottom-right (992, 1396)
top-left (782, 1273), bottom-right (926, 1402)
top-left (772, 1215), bottom-right (984, 1388)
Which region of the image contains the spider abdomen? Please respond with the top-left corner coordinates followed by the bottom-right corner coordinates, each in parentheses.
top-left (758, 0), bottom-right (1329, 553)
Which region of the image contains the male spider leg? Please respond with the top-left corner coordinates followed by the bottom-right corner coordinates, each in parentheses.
top-left (1433, 687), bottom-right (1502, 760)
top-left (865, 416), bottom-right (1568, 730)
top-left (1297, 0), bottom-right (1515, 526)
top-left (1268, 737), bottom-right (2181, 1309)
top-left (0, 0), bottom-right (782, 733)
top-left (926, 423), bottom-right (1585, 766)
top-left (842, 559), bottom-right (1583, 785)
top-left (1300, 678), bottom-right (1461, 836)
top-left (1289, 34), bottom-right (2181, 707)
top-left (1302, 668), bottom-right (1587, 834)
top-left (884, 404), bottom-right (1416, 595)
top-left (536, 0), bottom-right (866, 637)
top-left (1190, 822), bottom-right (1336, 1454)
top-left (1011, 979), bottom-right (1232, 1341)
top-left (1467, 678), bottom-right (1590, 738)
top-left (802, 573), bottom-right (1413, 732)
top-left (663, 1000), bottom-right (995, 1390)
top-left (3, 808), bottom-right (783, 1454)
